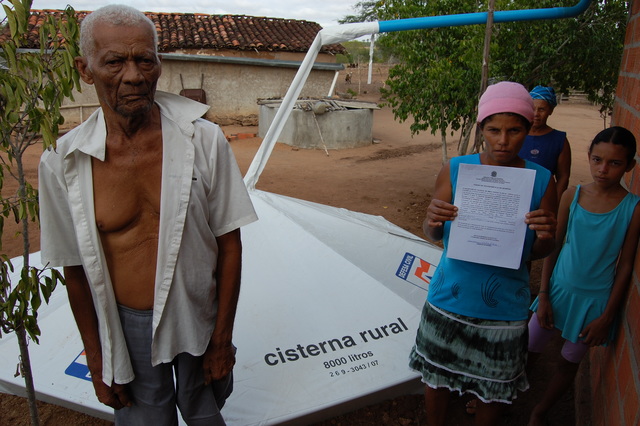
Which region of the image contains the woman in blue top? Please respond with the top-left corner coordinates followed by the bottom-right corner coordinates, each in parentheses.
top-left (409, 81), bottom-right (558, 426)
top-left (519, 86), bottom-right (571, 203)
top-left (527, 126), bottom-right (640, 426)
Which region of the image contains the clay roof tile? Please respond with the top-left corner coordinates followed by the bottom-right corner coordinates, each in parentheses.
top-left (0, 9), bottom-right (346, 55)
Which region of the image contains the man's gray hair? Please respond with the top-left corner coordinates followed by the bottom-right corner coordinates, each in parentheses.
top-left (80, 5), bottom-right (158, 62)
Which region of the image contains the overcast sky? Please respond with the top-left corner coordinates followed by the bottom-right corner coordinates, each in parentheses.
top-left (25, 0), bottom-right (362, 29)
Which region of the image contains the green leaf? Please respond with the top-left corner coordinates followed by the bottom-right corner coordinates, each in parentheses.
top-left (13, 0), bottom-right (27, 36)
top-left (17, 200), bottom-right (26, 221)
top-left (4, 5), bottom-right (18, 39)
top-left (31, 291), bottom-right (41, 311)
top-left (40, 282), bottom-right (52, 304)
top-left (370, 0), bottom-right (626, 157)
top-left (51, 268), bottom-right (65, 286)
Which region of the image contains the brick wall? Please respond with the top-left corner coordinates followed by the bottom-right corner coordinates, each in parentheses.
top-left (589, 1), bottom-right (640, 424)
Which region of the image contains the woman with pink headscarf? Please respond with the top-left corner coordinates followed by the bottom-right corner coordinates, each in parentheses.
top-left (409, 81), bottom-right (558, 426)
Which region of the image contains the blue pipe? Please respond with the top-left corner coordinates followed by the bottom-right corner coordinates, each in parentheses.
top-left (378, 0), bottom-right (592, 33)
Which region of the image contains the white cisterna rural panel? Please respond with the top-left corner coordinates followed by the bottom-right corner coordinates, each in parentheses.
top-left (221, 190), bottom-right (440, 425)
top-left (0, 191), bottom-right (441, 425)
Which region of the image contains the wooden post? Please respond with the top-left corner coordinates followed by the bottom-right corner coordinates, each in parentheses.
top-left (473, 0), bottom-right (496, 153)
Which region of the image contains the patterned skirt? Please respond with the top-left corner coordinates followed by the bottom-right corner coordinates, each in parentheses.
top-left (409, 301), bottom-right (529, 404)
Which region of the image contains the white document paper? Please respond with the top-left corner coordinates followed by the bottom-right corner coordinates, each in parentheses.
top-left (447, 163), bottom-right (536, 269)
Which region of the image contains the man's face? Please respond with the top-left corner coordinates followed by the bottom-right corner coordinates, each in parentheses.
top-left (77, 22), bottom-right (161, 118)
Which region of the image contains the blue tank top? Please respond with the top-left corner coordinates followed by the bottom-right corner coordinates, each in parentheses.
top-left (518, 129), bottom-right (566, 175)
top-left (427, 154), bottom-right (551, 321)
top-left (531, 186), bottom-right (640, 342)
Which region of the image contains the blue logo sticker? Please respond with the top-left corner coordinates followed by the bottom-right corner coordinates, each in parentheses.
top-left (65, 350), bottom-right (91, 381)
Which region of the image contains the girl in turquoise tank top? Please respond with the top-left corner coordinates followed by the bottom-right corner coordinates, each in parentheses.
top-left (527, 127), bottom-right (640, 426)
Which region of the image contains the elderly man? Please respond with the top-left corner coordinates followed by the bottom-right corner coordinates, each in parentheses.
top-left (38, 5), bottom-right (257, 424)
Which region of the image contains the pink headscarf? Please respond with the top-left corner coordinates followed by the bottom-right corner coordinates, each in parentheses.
top-left (477, 81), bottom-right (534, 124)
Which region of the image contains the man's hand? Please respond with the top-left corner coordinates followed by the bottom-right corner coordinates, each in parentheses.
top-left (64, 266), bottom-right (132, 409)
top-left (203, 341), bottom-right (236, 385)
top-left (91, 372), bottom-right (132, 409)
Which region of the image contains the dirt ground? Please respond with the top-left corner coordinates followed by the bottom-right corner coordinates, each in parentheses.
top-left (0, 67), bottom-right (604, 425)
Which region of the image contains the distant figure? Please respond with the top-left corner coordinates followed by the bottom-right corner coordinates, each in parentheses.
top-left (410, 81), bottom-right (557, 426)
top-left (345, 72), bottom-right (352, 84)
top-left (528, 127), bottom-right (640, 426)
top-left (519, 86), bottom-right (571, 202)
top-left (39, 5), bottom-right (257, 425)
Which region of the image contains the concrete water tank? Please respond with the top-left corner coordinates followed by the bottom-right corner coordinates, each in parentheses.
top-left (258, 99), bottom-right (379, 149)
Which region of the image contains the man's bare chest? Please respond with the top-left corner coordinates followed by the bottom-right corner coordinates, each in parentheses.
top-left (91, 147), bottom-right (163, 234)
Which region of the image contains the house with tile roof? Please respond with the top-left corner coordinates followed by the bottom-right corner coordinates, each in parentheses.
top-left (11, 9), bottom-right (347, 126)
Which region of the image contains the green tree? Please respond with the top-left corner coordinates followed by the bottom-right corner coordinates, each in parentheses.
top-left (0, 1), bottom-right (80, 424)
top-left (376, 1), bottom-right (485, 162)
top-left (492, 0), bottom-right (628, 119)
top-left (370, 0), bottom-right (628, 160)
